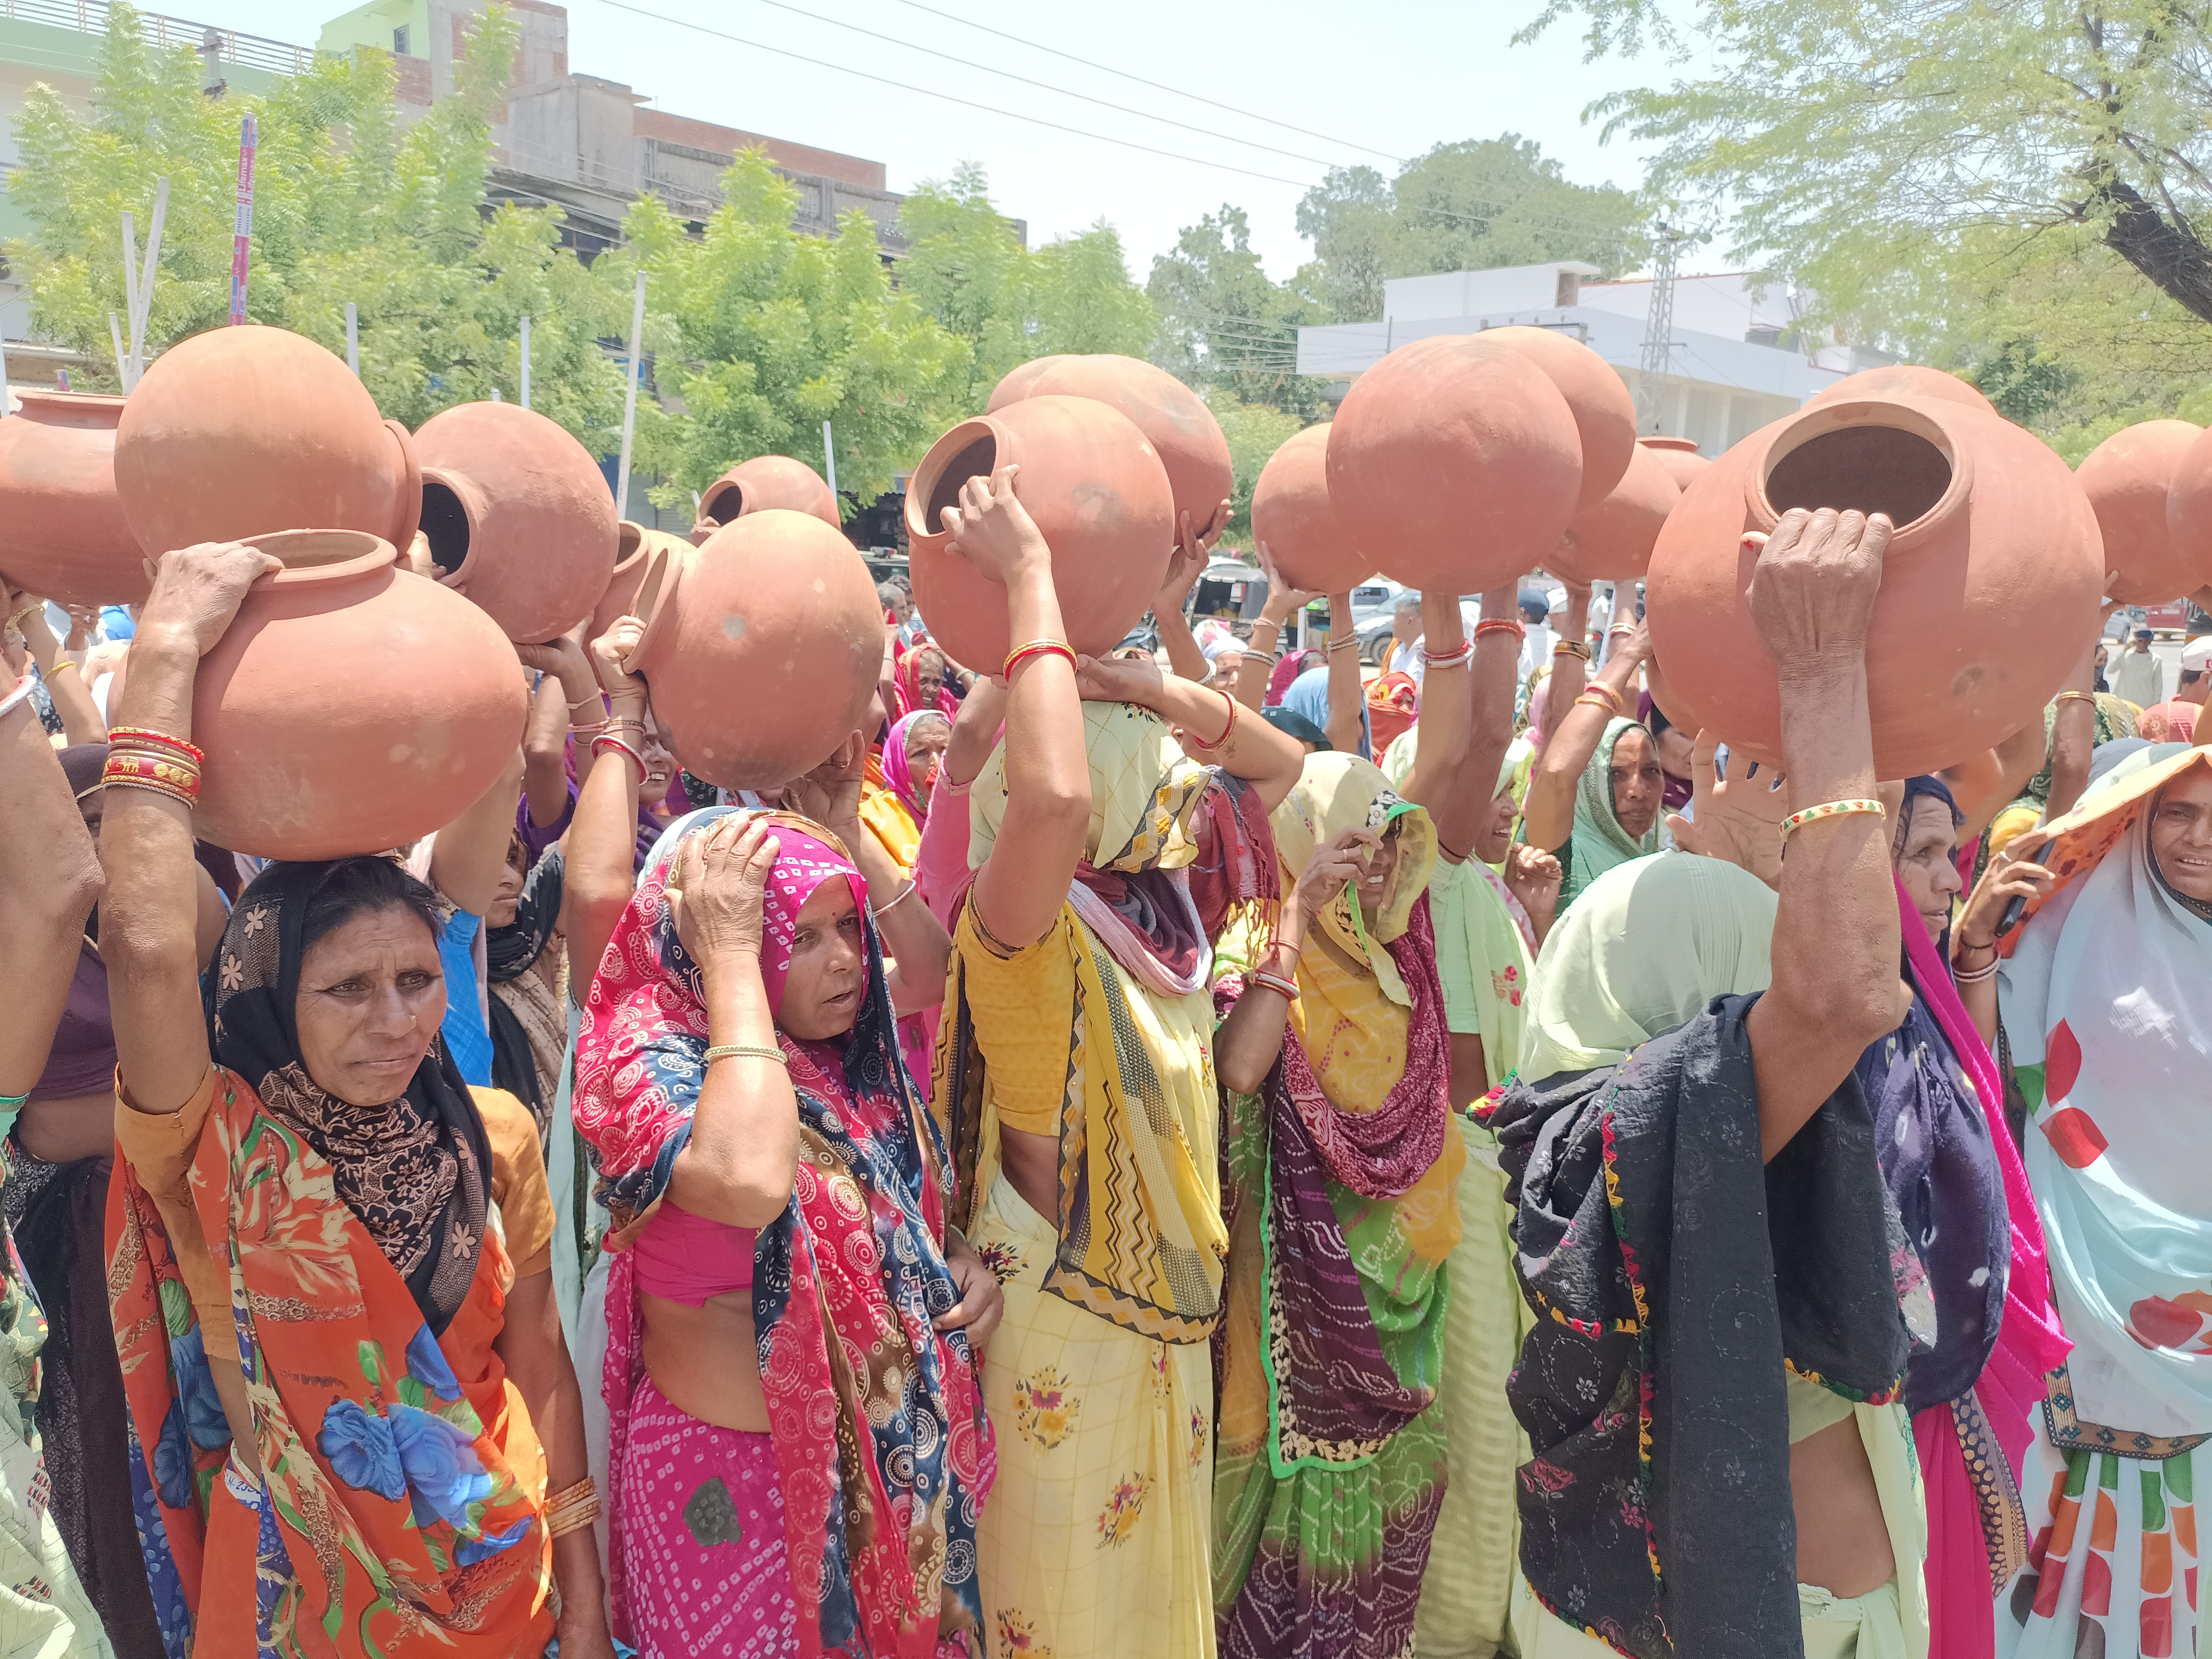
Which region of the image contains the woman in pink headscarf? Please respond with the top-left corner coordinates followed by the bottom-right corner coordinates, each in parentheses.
top-left (882, 709), bottom-right (952, 828)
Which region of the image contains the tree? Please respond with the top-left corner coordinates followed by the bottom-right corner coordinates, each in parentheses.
top-left (620, 151), bottom-right (971, 510)
top-left (1148, 204), bottom-right (1333, 420)
top-left (897, 161), bottom-right (1155, 413)
top-left (1517, 0), bottom-right (2212, 434)
top-left (8, 4), bottom-right (629, 447)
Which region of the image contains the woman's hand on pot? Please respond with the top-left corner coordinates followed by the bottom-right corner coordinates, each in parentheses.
top-left (785, 730), bottom-right (867, 831)
top-left (668, 812), bottom-right (777, 978)
top-left (137, 541), bottom-right (284, 657)
top-left (941, 462), bottom-right (1050, 586)
top-left (589, 616), bottom-right (647, 701)
top-left (1072, 651), bottom-right (1164, 708)
top-left (1255, 541), bottom-right (1319, 625)
top-left (1744, 508), bottom-right (1892, 671)
top-left (1179, 498), bottom-right (1232, 562)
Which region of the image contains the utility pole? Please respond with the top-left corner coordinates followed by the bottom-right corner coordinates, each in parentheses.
top-left (1635, 221), bottom-right (1684, 435)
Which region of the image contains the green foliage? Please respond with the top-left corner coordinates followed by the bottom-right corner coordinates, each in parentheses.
top-left (1297, 137), bottom-right (1647, 322)
top-left (1148, 204), bottom-right (1332, 420)
top-left (1518, 0), bottom-right (2212, 442)
top-left (897, 161), bottom-right (1154, 412)
top-left (1211, 399), bottom-right (1310, 546)
top-left (8, 3), bottom-right (628, 450)
top-left (621, 151), bottom-right (970, 509)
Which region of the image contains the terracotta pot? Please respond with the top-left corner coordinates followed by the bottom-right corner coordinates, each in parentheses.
top-left (1250, 422), bottom-right (1369, 592)
top-left (1939, 748), bottom-right (2005, 822)
top-left (986, 355), bottom-right (1073, 412)
top-left (1325, 334), bottom-right (1583, 595)
top-left (627, 509), bottom-right (881, 789)
top-left (2075, 420), bottom-right (2202, 605)
top-left (1807, 364), bottom-right (1996, 418)
top-left (1548, 442), bottom-right (1680, 582)
top-left (0, 392), bottom-right (145, 605)
top-left (1479, 325), bottom-right (1636, 511)
top-left (592, 523), bottom-right (686, 646)
top-left (1023, 355), bottom-right (1235, 544)
top-left (700, 455), bottom-right (841, 529)
top-left (413, 401), bottom-right (618, 644)
top-left (1637, 434), bottom-right (1711, 493)
top-left (903, 394), bottom-right (1176, 669)
top-left (2153, 424), bottom-right (2212, 602)
top-left (115, 325), bottom-right (420, 558)
top-left (1646, 395), bottom-right (2104, 778)
top-left (193, 529), bottom-right (526, 860)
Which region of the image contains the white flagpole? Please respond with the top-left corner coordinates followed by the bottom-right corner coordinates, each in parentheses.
top-left (519, 314), bottom-right (531, 410)
top-left (614, 272), bottom-right (646, 512)
top-left (345, 302), bottom-right (359, 376)
top-left (108, 312), bottom-right (128, 386)
top-left (822, 418), bottom-right (837, 499)
top-left (120, 212), bottom-right (139, 378)
top-left (130, 178), bottom-right (168, 385)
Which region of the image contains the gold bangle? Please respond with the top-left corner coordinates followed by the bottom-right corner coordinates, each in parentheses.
top-left (2054, 690), bottom-right (2098, 708)
top-left (703, 1043), bottom-right (788, 1067)
top-left (1553, 640), bottom-right (1591, 661)
top-left (43, 658), bottom-right (80, 678)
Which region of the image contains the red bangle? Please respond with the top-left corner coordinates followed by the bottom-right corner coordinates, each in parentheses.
top-left (1004, 640), bottom-right (1077, 678)
top-left (592, 733), bottom-right (646, 770)
top-left (106, 725), bottom-right (205, 766)
top-left (102, 749), bottom-right (200, 805)
top-left (1189, 685), bottom-right (1237, 750)
top-left (1473, 619), bottom-right (1525, 642)
top-left (1423, 642), bottom-right (1475, 668)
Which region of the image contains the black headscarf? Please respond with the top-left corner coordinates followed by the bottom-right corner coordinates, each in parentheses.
top-left (486, 846), bottom-right (564, 1120)
top-left (206, 860), bottom-right (492, 1335)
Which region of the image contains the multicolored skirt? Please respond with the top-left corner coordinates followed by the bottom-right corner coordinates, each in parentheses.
top-left (612, 1375), bottom-right (796, 1659)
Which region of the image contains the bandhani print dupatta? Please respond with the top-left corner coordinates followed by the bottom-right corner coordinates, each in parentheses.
top-left (575, 810), bottom-right (992, 1657)
top-left (107, 1069), bottom-right (552, 1658)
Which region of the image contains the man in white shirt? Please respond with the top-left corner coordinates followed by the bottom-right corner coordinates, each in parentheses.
top-left (1517, 590), bottom-right (1557, 681)
top-left (1386, 595), bottom-right (1425, 685)
top-left (2112, 626), bottom-right (2164, 708)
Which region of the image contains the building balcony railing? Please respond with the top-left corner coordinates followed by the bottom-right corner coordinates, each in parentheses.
top-left (0, 0), bottom-right (317, 76)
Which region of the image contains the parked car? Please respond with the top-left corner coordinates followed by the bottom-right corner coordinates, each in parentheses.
top-left (1190, 559), bottom-right (1266, 623)
top-left (1357, 595), bottom-right (1484, 665)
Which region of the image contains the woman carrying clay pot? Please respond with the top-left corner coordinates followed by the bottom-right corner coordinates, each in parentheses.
top-left (567, 596), bottom-right (994, 1657)
top-left (931, 464), bottom-right (1302, 1659)
top-left (0, 669), bottom-right (120, 1656)
top-left (1490, 508), bottom-right (1936, 1659)
top-left (1952, 743), bottom-right (2212, 1659)
top-left (1518, 618), bottom-right (1665, 914)
top-left (1371, 586), bottom-right (1562, 1657)
top-left (96, 541), bottom-right (614, 1659)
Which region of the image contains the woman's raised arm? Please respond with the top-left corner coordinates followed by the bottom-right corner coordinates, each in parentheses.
top-left (100, 542), bottom-right (283, 1116)
top-left (1522, 623), bottom-right (1649, 854)
top-left (0, 678), bottom-right (102, 1099)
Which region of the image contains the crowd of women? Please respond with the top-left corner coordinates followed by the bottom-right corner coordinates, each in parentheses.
top-left (0, 465), bottom-right (2206, 1659)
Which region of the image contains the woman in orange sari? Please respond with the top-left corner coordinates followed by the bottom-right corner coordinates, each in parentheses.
top-left (97, 541), bottom-right (611, 1657)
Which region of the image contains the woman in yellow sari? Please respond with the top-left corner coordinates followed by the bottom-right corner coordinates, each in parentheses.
top-left (1210, 752), bottom-right (1464, 1658)
top-left (928, 464), bottom-right (1302, 1659)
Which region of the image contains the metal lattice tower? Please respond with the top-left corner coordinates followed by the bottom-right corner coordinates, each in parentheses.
top-left (1635, 222), bottom-right (1683, 434)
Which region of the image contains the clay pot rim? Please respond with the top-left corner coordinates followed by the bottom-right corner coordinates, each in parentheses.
top-left (614, 522), bottom-right (648, 566)
top-left (1636, 435), bottom-right (1700, 453)
top-left (1747, 396), bottom-right (1972, 548)
top-left (621, 528), bottom-right (703, 676)
top-left (902, 413), bottom-right (1006, 546)
top-left (236, 528), bottom-right (397, 588)
top-left (10, 389), bottom-right (128, 418)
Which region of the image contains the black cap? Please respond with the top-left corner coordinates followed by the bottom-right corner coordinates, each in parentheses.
top-left (2135, 627), bottom-right (2155, 639)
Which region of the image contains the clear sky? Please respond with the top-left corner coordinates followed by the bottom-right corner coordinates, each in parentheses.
top-left (214, 0), bottom-right (1699, 297)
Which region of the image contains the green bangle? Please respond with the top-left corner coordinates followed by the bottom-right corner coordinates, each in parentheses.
top-left (703, 1044), bottom-right (787, 1068)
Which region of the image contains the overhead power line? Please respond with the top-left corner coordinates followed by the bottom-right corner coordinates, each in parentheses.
top-left (880, 0), bottom-right (1404, 166)
top-left (742, 0), bottom-right (1345, 171)
top-left (588, 0), bottom-right (1319, 189)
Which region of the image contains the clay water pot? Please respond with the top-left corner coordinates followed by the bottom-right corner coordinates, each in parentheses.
top-left (115, 325), bottom-right (420, 558)
top-left (192, 529), bottom-right (526, 860)
top-left (904, 393), bottom-right (1176, 669)
top-left (987, 355), bottom-right (1073, 412)
top-left (1548, 442), bottom-right (1680, 582)
top-left (1250, 422), bottom-right (1370, 592)
top-left (1646, 394), bottom-right (2104, 778)
top-left (700, 455), bottom-right (841, 529)
top-left (412, 401), bottom-right (617, 644)
top-left (1325, 334), bottom-right (1583, 595)
top-left (1479, 325), bottom-right (1636, 510)
top-left (2073, 420), bottom-right (2203, 605)
top-left (1808, 364), bottom-right (1996, 419)
top-left (1022, 355), bottom-right (1235, 544)
top-left (592, 522), bottom-right (685, 644)
top-left (1637, 435), bottom-right (1711, 493)
top-left (626, 509), bottom-right (880, 789)
top-left (1939, 748), bottom-right (2006, 821)
top-left (2153, 425), bottom-right (2212, 601)
top-left (0, 392), bottom-right (145, 605)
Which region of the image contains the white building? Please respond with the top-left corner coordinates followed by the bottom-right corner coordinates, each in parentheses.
top-left (1297, 261), bottom-right (1896, 456)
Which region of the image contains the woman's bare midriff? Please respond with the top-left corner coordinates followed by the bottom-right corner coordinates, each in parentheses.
top-left (1790, 1415), bottom-right (1895, 1599)
top-left (642, 1292), bottom-right (769, 1432)
top-left (19, 1090), bottom-right (120, 1165)
top-left (999, 1125), bottom-right (1058, 1223)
